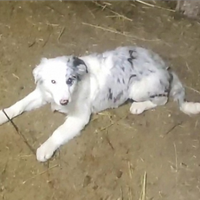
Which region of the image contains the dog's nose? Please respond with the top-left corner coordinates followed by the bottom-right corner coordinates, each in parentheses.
top-left (60, 99), bottom-right (69, 105)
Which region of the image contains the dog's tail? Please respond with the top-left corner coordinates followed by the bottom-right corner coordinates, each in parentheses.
top-left (170, 71), bottom-right (200, 115)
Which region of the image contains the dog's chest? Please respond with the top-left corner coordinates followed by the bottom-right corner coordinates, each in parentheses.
top-left (51, 103), bottom-right (68, 114)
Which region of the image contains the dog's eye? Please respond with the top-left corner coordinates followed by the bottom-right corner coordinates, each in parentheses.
top-left (66, 78), bottom-right (73, 85)
top-left (51, 80), bottom-right (56, 84)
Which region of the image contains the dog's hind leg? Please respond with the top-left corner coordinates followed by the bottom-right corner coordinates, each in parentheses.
top-left (128, 72), bottom-right (169, 115)
top-left (0, 88), bottom-right (46, 125)
top-left (130, 96), bottom-right (168, 114)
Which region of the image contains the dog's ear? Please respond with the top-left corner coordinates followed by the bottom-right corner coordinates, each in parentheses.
top-left (72, 56), bottom-right (88, 75)
top-left (32, 58), bottom-right (47, 84)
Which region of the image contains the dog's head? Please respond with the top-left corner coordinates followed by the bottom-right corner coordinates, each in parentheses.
top-left (33, 56), bottom-right (88, 106)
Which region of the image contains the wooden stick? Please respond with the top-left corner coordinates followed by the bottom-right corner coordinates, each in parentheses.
top-left (2, 109), bottom-right (35, 154)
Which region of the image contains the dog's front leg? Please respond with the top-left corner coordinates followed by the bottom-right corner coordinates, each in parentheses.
top-left (0, 88), bottom-right (46, 125)
top-left (36, 109), bottom-right (91, 162)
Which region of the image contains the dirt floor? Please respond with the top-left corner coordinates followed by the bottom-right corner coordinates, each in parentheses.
top-left (0, 1), bottom-right (200, 200)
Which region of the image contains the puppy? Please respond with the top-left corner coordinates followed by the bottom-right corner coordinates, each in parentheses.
top-left (0, 46), bottom-right (200, 162)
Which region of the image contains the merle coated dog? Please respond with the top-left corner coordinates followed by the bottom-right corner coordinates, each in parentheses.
top-left (0, 46), bottom-right (199, 162)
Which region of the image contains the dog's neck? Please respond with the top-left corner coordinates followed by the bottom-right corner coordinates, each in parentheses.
top-left (80, 55), bottom-right (101, 72)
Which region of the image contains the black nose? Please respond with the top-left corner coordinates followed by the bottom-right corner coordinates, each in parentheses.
top-left (60, 99), bottom-right (68, 105)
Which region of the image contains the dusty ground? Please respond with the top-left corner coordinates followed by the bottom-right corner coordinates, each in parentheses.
top-left (0, 1), bottom-right (200, 200)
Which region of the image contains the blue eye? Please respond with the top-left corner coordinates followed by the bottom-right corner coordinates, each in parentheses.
top-left (66, 78), bottom-right (73, 85)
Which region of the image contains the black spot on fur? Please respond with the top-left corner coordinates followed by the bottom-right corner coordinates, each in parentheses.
top-left (77, 75), bottom-right (81, 81)
top-left (121, 67), bottom-right (125, 71)
top-left (150, 93), bottom-right (167, 98)
top-left (114, 91), bottom-right (123, 103)
top-left (117, 78), bottom-right (120, 83)
top-left (127, 50), bottom-right (137, 67)
top-left (148, 69), bottom-right (155, 73)
top-left (122, 79), bottom-right (125, 84)
top-left (129, 74), bottom-right (137, 82)
top-left (164, 88), bottom-right (169, 94)
top-left (159, 79), bottom-right (164, 86)
top-left (73, 56), bottom-right (88, 73)
top-left (108, 88), bottom-right (113, 100)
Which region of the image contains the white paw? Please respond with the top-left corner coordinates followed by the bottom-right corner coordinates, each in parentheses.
top-left (130, 103), bottom-right (146, 115)
top-left (36, 140), bottom-right (57, 162)
top-left (130, 102), bottom-right (146, 115)
top-left (130, 101), bottom-right (156, 115)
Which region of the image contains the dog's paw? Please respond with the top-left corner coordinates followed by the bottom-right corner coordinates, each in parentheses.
top-left (36, 141), bottom-right (57, 162)
top-left (130, 103), bottom-right (146, 114)
top-left (130, 101), bottom-right (156, 115)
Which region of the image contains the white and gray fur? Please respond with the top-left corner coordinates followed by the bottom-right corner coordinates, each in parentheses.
top-left (0, 46), bottom-right (199, 162)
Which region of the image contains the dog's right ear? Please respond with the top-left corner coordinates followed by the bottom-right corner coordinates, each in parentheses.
top-left (72, 56), bottom-right (88, 75)
top-left (32, 58), bottom-right (47, 84)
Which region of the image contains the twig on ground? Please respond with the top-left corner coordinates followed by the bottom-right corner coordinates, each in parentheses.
top-left (128, 187), bottom-right (133, 200)
top-left (0, 160), bottom-right (8, 178)
top-left (46, 5), bottom-right (64, 17)
top-left (139, 171), bottom-right (147, 200)
top-left (185, 85), bottom-right (200, 95)
top-left (185, 62), bottom-right (192, 73)
top-left (22, 164), bottom-right (58, 184)
top-left (2, 109), bottom-right (35, 154)
top-left (99, 113), bottom-right (128, 131)
top-left (84, 4), bottom-right (95, 19)
top-left (173, 142), bottom-right (178, 172)
top-left (12, 73), bottom-right (20, 80)
top-left (135, 0), bottom-right (175, 12)
top-left (128, 161), bottom-right (134, 179)
top-left (99, 114), bottom-right (128, 150)
top-left (57, 26), bottom-right (65, 42)
top-left (28, 40), bottom-right (36, 48)
top-left (100, 122), bottom-right (115, 131)
top-left (164, 121), bottom-right (182, 135)
top-left (105, 130), bottom-right (114, 150)
top-left (93, 1), bottom-right (132, 21)
top-left (42, 25), bottom-right (52, 47)
top-left (82, 22), bottom-right (161, 42)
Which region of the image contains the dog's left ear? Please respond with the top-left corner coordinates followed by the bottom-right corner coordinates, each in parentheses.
top-left (72, 56), bottom-right (88, 75)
